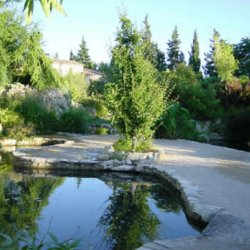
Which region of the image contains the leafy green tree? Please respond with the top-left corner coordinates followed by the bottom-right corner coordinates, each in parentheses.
top-left (203, 29), bottom-right (220, 77)
top-left (167, 63), bottom-right (222, 121)
top-left (104, 14), bottom-right (170, 152)
top-left (0, 4), bottom-right (64, 89)
top-left (188, 30), bottom-right (201, 74)
top-left (21, 31), bottom-right (64, 90)
top-left (166, 26), bottom-right (185, 70)
top-left (234, 37), bottom-right (250, 77)
top-left (213, 34), bottom-right (238, 82)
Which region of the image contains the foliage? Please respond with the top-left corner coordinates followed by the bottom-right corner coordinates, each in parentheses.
top-left (99, 183), bottom-right (160, 249)
top-left (0, 175), bottom-right (64, 243)
top-left (166, 26), bottom-right (185, 70)
top-left (233, 36), bottom-right (250, 77)
top-left (0, 152), bottom-right (13, 173)
top-left (81, 97), bottom-right (108, 117)
top-left (155, 104), bottom-right (201, 140)
top-left (87, 79), bottom-right (106, 96)
top-left (0, 230), bottom-right (83, 250)
top-left (64, 69), bottom-right (89, 103)
top-left (0, 5), bottom-right (64, 90)
top-left (21, 31), bottom-right (65, 90)
top-left (155, 45), bottom-right (167, 72)
top-left (59, 108), bottom-right (92, 134)
top-left (0, 109), bottom-right (23, 131)
top-left (98, 62), bottom-right (117, 83)
top-left (167, 63), bottom-right (222, 121)
top-left (113, 138), bottom-right (155, 153)
top-left (14, 95), bottom-right (59, 133)
top-left (72, 36), bottom-right (95, 69)
top-left (203, 29), bottom-right (220, 77)
top-left (213, 34), bottom-right (238, 82)
top-left (95, 127), bottom-right (109, 135)
top-left (22, 0), bottom-right (66, 24)
top-left (6, 122), bottom-right (35, 141)
top-left (188, 30), bottom-right (201, 74)
top-left (105, 13), bottom-right (170, 152)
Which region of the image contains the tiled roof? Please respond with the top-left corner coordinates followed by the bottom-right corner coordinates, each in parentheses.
top-left (50, 58), bottom-right (84, 66)
top-left (84, 68), bottom-right (104, 76)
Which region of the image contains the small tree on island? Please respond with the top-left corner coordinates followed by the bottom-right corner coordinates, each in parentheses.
top-left (105, 14), bottom-right (171, 152)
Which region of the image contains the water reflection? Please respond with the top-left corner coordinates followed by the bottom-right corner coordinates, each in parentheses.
top-left (99, 183), bottom-right (161, 250)
top-left (0, 150), bottom-right (200, 250)
top-left (0, 152), bottom-right (65, 243)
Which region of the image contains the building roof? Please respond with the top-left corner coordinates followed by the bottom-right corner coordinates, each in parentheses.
top-left (50, 58), bottom-right (84, 66)
top-left (84, 68), bottom-right (104, 76)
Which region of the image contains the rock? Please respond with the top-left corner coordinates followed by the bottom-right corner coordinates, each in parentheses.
top-left (210, 132), bottom-right (224, 140)
top-left (102, 146), bottom-right (114, 154)
top-left (127, 152), bottom-right (155, 162)
top-left (96, 154), bottom-right (110, 161)
top-left (156, 149), bottom-right (165, 162)
top-left (111, 165), bottom-right (134, 172)
top-left (0, 83), bottom-right (71, 118)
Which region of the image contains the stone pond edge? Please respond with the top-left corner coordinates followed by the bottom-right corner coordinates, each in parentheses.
top-left (12, 144), bottom-right (244, 250)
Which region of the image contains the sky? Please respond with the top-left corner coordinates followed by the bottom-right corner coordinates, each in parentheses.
top-left (25, 0), bottom-right (250, 67)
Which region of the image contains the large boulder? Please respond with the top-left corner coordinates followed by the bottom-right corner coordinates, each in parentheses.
top-left (0, 83), bottom-right (70, 117)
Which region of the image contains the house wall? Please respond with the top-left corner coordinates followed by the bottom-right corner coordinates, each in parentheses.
top-left (52, 61), bottom-right (84, 76)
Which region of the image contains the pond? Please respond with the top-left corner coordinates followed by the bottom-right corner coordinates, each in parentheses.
top-left (208, 140), bottom-right (250, 152)
top-left (0, 150), bottom-right (201, 250)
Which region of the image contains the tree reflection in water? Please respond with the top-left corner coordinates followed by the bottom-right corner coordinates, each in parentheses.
top-left (0, 172), bottom-right (65, 242)
top-left (99, 181), bottom-right (182, 250)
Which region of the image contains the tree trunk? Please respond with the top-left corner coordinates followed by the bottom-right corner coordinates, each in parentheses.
top-left (132, 136), bottom-right (137, 153)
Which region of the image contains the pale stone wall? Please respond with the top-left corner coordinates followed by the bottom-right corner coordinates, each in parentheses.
top-left (0, 83), bottom-right (96, 117)
top-left (0, 83), bottom-right (70, 117)
top-left (51, 58), bottom-right (84, 76)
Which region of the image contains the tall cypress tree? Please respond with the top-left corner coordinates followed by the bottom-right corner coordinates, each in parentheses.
top-left (166, 26), bottom-right (184, 70)
top-left (142, 15), bottom-right (157, 66)
top-left (69, 50), bottom-right (75, 61)
top-left (203, 29), bottom-right (220, 77)
top-left (188, 30), bottom-right (201, 73)
top-left (155, 46), bottom-right (166, 71)
top-left (142, 15), bottom-right (166, 71)
top-left (75, 36), bottom-right (92, 69)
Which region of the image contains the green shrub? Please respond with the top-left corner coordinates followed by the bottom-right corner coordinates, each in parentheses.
top-left (6, 122), bottom-right (35, 141)
top-left (95, 127), bottom-right (109, 135)
top-left (87, 80), bottom-right (106, 96)
top-left (0, 232), bottom-right (83, 250)
top-left (0, 109), bottom-right (23, 130)
top-left (177, 82), bottom-right (222, 121)
top-left (82, 97), bottom-right (108, 117)
top-left (64, 70), bottom-right (89, 103)
top-left (15, 96), bottom-right (59, 133)
top-left (113, 139), bottom-right (155, 153)
top-left (59, 108), bottom-right (92, 134)
top-left (155, 104), bottom-right (202, 141)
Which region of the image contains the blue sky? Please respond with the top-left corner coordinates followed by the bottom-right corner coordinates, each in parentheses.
top-left (28, 0), bottom-right (250, 67)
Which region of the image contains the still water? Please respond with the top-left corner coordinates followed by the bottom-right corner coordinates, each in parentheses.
top-left (0, 151), bottom-right (201, 250)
